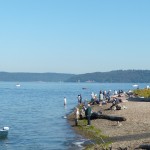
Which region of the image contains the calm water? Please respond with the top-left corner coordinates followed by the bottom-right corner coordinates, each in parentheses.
top-left (0, 82), bottom-right (149, 150)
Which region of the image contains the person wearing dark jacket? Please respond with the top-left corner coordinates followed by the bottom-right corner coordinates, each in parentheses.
top-left (85, 103), bottom-right (92, 126)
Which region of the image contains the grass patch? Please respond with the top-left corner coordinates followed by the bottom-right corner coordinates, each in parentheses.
top-left (77, 119), bottom-right (112, 150)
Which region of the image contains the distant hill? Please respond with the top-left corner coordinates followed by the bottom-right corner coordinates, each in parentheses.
top-left (65, 70), bottom-right (150, 83)
top-left (0, 70), bottom-right (150, 82)
top-left (0, 72), bottom-right (74, 82)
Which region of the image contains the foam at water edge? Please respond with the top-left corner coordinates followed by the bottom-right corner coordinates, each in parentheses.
top-left (72, 139), bottom-right (88, 149)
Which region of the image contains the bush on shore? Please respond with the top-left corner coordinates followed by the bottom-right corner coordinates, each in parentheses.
top-left (133, 88), bottom-right (150, 98)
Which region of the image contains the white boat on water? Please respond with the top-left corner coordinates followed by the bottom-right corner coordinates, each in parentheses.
top-left (0, 127), bottom-right (9, 138)
top-left (132, 84), bottom-right (139, 87)
top-left (16, 84), bottom-right (21, 87)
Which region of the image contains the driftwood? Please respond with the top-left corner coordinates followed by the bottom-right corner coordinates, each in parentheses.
top-left (135, 144), bottom-right (150, 149)
top-left (90, 112), bottom-right (126, 121)
top-left (99, 114), bottom-right (126, 121)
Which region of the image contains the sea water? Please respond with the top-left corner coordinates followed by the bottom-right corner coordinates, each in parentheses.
top-left (0, 82), bottom-right (149, 150)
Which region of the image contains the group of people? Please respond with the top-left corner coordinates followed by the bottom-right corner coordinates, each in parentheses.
top-left (90, 90), bottom-right (111, 105)
top-left (65, 89), bottom-right (125, 126)
top-left (63, 95), bottom-right (92, 126)
top-left (74, 103), bottom-right (92, 126)
top-left (73, 90), bottom-right (116, 126)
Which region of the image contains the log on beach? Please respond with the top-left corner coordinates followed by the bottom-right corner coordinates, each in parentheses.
top-left (99, 114), bottom-right (126, 121)
top-left (136, 144), bottom-right (150, 149)
top-left (91, 112), bottom-right (126, 121)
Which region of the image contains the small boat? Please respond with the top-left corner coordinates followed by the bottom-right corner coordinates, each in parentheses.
top-left (132, 84), bottom-right (139, 87)
top-left (0, 127), bottom-right (9, 138)
top-left (16, 84), bottom-right (21, 87)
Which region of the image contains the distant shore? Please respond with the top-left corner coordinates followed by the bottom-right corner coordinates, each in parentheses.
top-left (68, 95), bottom-right (150, 149)
top-left (0, 70), bottom-right (150, 82)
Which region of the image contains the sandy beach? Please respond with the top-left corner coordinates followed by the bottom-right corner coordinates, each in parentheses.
top-left (68, 95), bottom-right (150, 149)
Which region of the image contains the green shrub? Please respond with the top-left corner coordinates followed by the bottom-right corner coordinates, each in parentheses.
top-left (133, 89), bottom-right (150, 98)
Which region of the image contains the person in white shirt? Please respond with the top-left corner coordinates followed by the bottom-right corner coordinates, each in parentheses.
top-left (64, 97), bottom-right (67, 106)
top-left (74, 107), bottom-right (79, 126)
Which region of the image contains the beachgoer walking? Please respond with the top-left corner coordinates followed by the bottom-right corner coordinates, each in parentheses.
top-left (64, 97), bottom-right (67, 106)
top-left (74, 107), bottom-right (79, 126)
top-left (85, 103), bottom-right (92, 126)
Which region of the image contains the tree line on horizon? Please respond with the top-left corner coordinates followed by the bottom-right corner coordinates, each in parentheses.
top-left (0, 70), bottom-right (150, 83)
top-left (66, 70), bottom-right (150, 83)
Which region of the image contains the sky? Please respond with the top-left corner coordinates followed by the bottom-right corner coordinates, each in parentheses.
top-left (0, 0), bottom-right (150, 74)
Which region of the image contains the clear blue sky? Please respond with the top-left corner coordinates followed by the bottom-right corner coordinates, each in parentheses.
top-left (0, 0), bottom-right (149, 74)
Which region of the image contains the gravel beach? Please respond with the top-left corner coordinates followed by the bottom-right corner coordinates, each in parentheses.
top-left (69, 95), bottom-right (150, 149)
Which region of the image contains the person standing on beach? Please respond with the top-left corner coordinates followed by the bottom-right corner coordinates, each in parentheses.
top-left (74, 107), bottom-right (79, 126)
top-left (79, 94), bottom-right (82, 104)
top-left (77, 94), bottom-right (82, 104)
top-left (85, 103), bottom-right (92, 126)
top-left (64, 97), bottom-right (67, 106)
top-left (99, 91), bottom-right (104, 106)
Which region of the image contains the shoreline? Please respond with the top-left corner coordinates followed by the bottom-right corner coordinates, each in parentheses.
top-left (67, 95), bottom-right (150, 149)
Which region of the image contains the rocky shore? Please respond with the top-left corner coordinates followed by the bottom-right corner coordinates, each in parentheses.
top-left (68, 95), bottom-right (150, 150)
